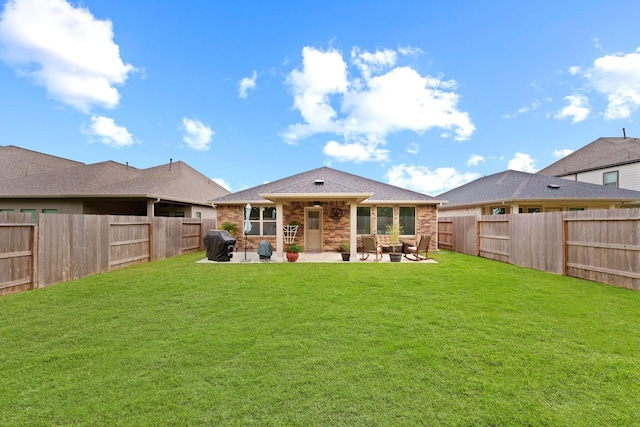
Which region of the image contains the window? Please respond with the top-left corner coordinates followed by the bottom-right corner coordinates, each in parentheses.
top-left (247, 206), bottom-right (276, 235)
top-left (376, 207), bottom-right (393, 234)
top-left (569, 207), bottom-right (585, 211)
top-left (21, 209), bottom-right (36, 223)
top-left (519, 207), bottom-right (540, 213)
top-left (195, 212), bottom-right (201, 219)
top-left (492, 207), bottom-right (506, 215)
top-left (399, 207), bottom-right (416, 235)
top-left (0, 209), bottom-right (15, 212)
top-left (42, 209), bottom-right (58, 214)
top-left (173, 211), bottom-right (185, 217)
top-left (357, 207), bottom-right (371, 234)
top-left (603, 171), bottom-right (618, 187)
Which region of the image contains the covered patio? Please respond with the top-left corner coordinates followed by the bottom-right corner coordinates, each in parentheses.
top-left (197, 250), bottom-right (438, 263)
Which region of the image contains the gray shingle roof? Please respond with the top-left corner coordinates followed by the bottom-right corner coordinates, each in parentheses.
top-left (1, 145), bottom-right (229, 205)
top-left (537, 136), bottom-right (640, 176)
top-left (437, 169), bottom-right (640, 208)
top-left (211, 166), bottom-right (443, 204)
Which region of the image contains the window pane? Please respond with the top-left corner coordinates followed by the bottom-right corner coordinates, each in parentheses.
top-left (376, 207), bottom-right (393, 234)
top-left (21, 209), bottom-right (37, 223)
top-left (263, 207), bottom-right (277, 219)
top-left (263, 221), bottom-right (276, 235)
top-left (492, 207), bottom-right (505, 215)
top-left (399, 207), bottom-right (415, 235)
top-left (249, 207), bottom-right (260, 220)
top-left (604, 171), bottom-right (618, 187)
top-left (247, 220), bottom-right (260, 235)
top-left (357, 207), bottom-right (371, 234)
top-left (307, 211), bottom-right (320, 230)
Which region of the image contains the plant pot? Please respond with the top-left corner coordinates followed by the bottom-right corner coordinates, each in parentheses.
top-left (341, 253), bottom-right (350, 261)
top-left (286, 252), bottom-right (299, 262)
top-left (389, 252), bottom-right (402, 262)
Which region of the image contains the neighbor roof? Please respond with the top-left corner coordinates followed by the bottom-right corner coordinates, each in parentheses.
top-left (0, 145), bottom-right (229, 205)
top-left (211, 166), bottom-right (444, 205)
top-left (437, 169), bottom-right (640, 209)
top-left (537, 136), bottom-right (640, 177)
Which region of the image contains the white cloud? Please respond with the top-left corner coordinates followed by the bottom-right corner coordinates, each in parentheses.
top-left (323, 139), bottom-right (389, 162)
top-left (397, 45), bottom-right (424, 57)
top-left (508, 152), bottom-right (537, 173)
top-left (211, 178), bottom-right (231, 191)
top-left (503, 100), bottom-right (541, 118)
top-left (238, 70), bottom-right (257, 99)
top-left (406, 142), bottom-right (420, 155)
top-left (351, 46), bottom-right (397, 80)
top-left (568, 66), bottom-right (580, 75)
top-left (585, 48), bottom-right (640, 119)
top-left (284, 45), bottom-right (475, 162)
top-left (467, 154), bottom-right (485, 166)
top-left (554, 94), bottom-right (590, 123)
top-left (182, 118), bottom-right (214, 151)
top-left (552, 149), bottom-right (573, 159)
top-left (82, 115), bottom-right (133, 147)
top-left (0, 0), bottom-right (135, 112)
top-left (385, 164), bottom-right (480, 195)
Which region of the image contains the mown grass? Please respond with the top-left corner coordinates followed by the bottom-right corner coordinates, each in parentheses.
top-left (1, 251), bottom-right (639, 426)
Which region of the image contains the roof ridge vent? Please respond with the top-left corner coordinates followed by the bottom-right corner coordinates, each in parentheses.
top-left (547, 184), bottom-right (560, 189)
top-left (314, 179), bottom-right (324, 185)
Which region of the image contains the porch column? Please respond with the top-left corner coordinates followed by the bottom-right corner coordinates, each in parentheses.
top-left (147, 199), bottom-right (155, 218)
top-left (350, 199), bottom-right (357, 260)
top-left (276, 200), bottom-right (284, 261)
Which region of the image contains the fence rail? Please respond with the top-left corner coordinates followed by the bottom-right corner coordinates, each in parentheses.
top-left (1, 213), bottom-right (216, 295)
top-left (438, 209), bottom-right (640, 291)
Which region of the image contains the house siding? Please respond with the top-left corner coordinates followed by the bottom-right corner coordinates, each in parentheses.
top-left (574, 163), bottom-right (640, 191)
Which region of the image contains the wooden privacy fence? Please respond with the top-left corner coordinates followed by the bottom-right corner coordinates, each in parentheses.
top-left (438, 208), bottom-right (640, 291)
top-left (1, 213), bottom-right (216, 295)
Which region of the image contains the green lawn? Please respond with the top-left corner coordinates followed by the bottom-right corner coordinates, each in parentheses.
top-left (1, 251), bottom-right (639, 426)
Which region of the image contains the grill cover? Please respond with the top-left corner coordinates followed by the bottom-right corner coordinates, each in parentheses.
top-left (203, 230), bottom-right (236, 262)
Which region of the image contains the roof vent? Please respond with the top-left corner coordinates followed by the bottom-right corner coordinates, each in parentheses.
top-left (547, 184), bottom-right (560, 189)
top-left (314, 179), bottom-right (324, 185)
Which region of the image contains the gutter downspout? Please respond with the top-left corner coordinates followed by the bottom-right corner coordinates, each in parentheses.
top-left (149, 198), bottom-right (161, 218)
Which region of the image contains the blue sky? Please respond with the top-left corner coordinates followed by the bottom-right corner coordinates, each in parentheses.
top-left (1, 0), bottom-right (639, 195)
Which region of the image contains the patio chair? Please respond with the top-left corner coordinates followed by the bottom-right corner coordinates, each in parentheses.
top-left (404, 235), bottom-right (431, 261)
top-left (360, 235), bottom-right (382, 262)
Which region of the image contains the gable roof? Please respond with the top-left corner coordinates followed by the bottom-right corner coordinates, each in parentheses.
top-left (537, 136), bottom-right (640, 177)
top-left (211, 166), bottom-right (443, 205)
top-left (437, 169), bottom-right (640, 209)
top-left (0, 145), bottom-right (229, 206)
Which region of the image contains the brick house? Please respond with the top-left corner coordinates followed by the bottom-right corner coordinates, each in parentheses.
top-left (211, 167), bottom-right (443, 259)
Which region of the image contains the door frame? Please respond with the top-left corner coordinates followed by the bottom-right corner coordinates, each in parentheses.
top-left (304, 207), bottom-right (323, 252)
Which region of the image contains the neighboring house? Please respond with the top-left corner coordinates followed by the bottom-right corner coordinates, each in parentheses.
top-left (210, 166), bottom-right (444, 257)
top-left (0, 145), bottom-right (229, 222)
top-left (437, 169), bottom-right (640, 217)
top-left (537, 136), bottom-right (640, 191)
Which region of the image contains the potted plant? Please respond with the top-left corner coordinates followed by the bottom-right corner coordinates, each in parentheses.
top-left (285, 243), bottom-right (304, 262)
top-left (220, 221), bottom-right (238, 237)
top-left (339, 243), bottom-right (350, 261)
top-left (386, 223), bottom-right (404, 262)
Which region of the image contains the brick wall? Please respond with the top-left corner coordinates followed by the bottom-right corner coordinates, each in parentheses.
top-left (216, 202), bottom-right (438, 253)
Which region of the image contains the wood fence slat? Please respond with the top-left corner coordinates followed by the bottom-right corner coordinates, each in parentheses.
top-left (0, 250), bottom-right (32, 260)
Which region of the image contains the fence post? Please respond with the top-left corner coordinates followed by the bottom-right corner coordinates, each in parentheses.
top-left (476, 218), bottom-right (481, 257)
top-left (562, 211), bottom-right (568, 277)
top-left (31, 222), bottom-right (38, 290)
